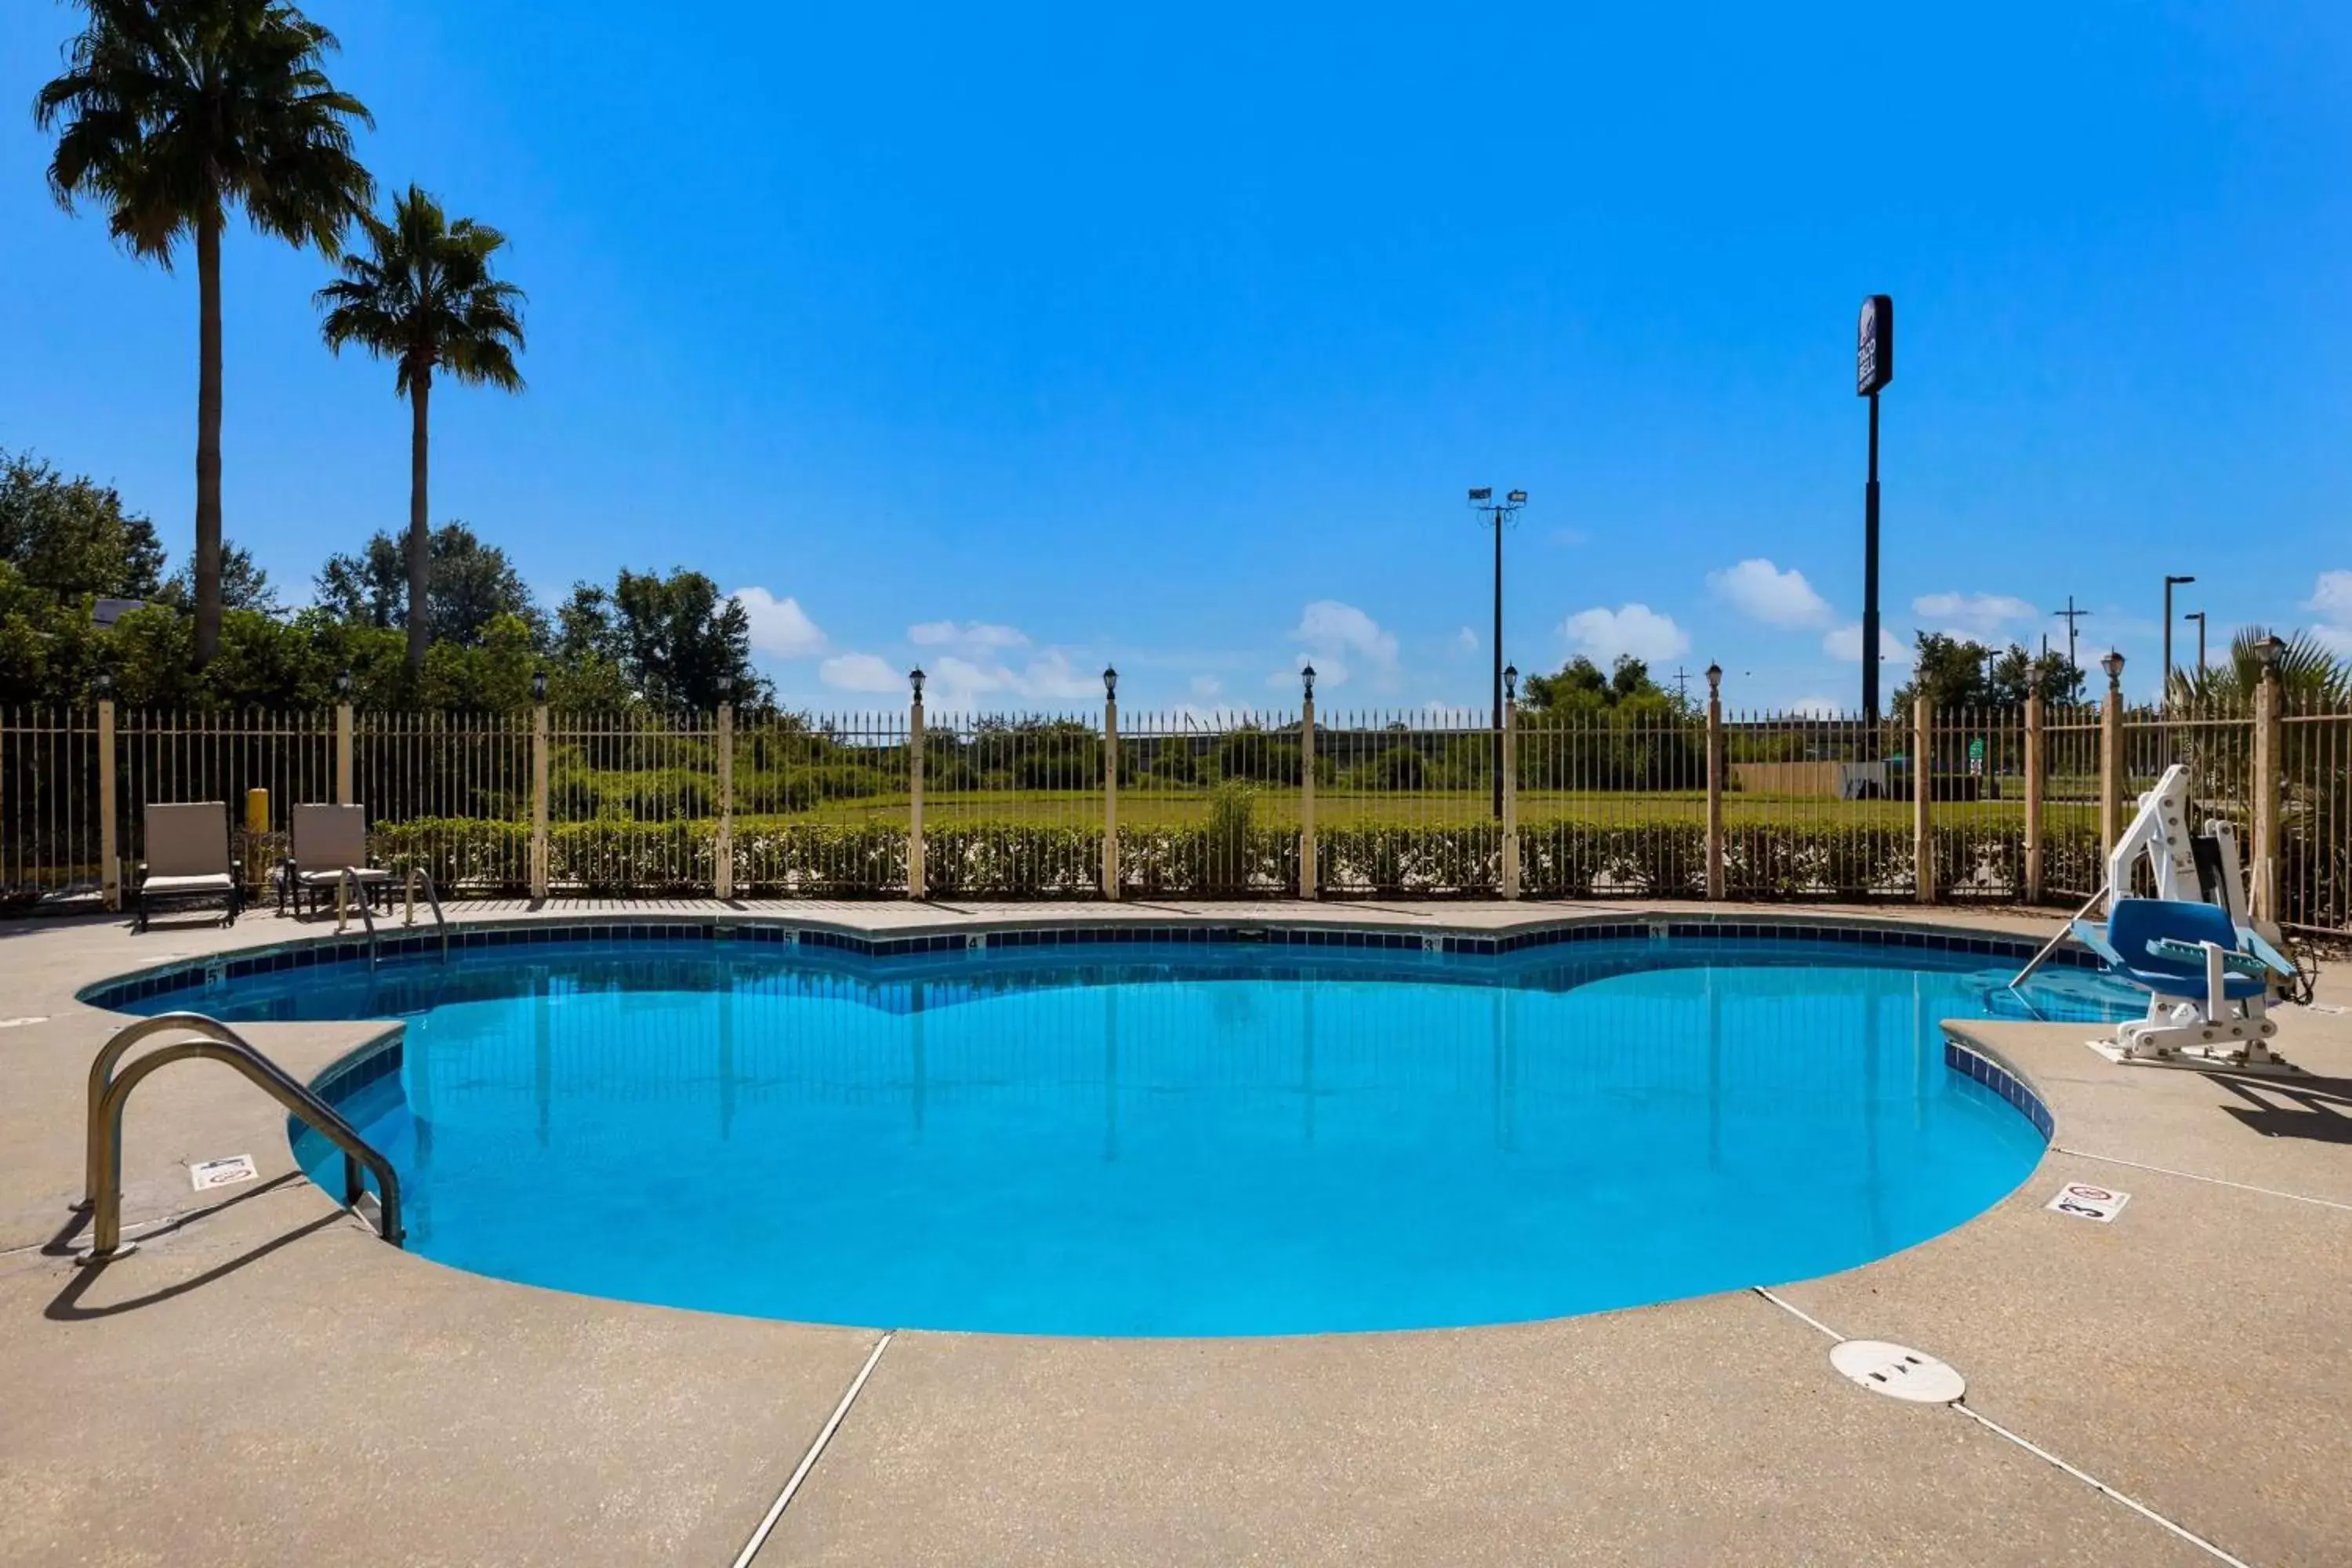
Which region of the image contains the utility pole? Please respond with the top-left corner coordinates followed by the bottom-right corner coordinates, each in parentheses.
top-left (2053, 597), bottom-right (2091, 674)
top-left (1468, 487), bottom-right (1526, 819)
top-left (1671, 666), bottom-right (1692, 702)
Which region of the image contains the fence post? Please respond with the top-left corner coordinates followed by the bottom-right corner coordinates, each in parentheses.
top-left (1300, 668), bottom-right (1318, 900)
top-left (97, 697), bottom-right (119, 912)
top-left (1704, 665), bottom-right (1725, 902)
top-left (907, 670), bottom-right (926, 900)
top-left (1501, 672), bottom-right (1521, 900)
top-left (2250, 641), bottom-right (2283, 927)
top-left (2099, 653), bottom-right (2125, 862)
top-left (2024, 691), bottom-right (2045, 904)
top-left (1914, 695), bottom-right (1935, 904)
top-left (1102, 667), bottom-right (1120, 901)
top-left (714, 701), bottom-right (735, 901)
top-left (335, 699), bottom-right (354, 805)
top-left (530, 700), bottom-right (550, 902)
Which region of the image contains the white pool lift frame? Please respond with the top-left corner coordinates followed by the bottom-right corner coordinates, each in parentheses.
top-left (2011, 764), bottom-right (2299, 1069)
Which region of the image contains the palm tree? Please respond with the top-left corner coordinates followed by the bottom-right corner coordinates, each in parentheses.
top-left (36, 0), bottom-right (374, 666)
top-left (2170, 626), bottom-right (2352, 708)
top-left (316, 184), bottom-right (526, 671)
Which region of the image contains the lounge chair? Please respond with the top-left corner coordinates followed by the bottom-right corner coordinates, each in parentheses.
top-left (134, 802), bottom-right (242, 931)
top-left (282, 803), bottom-right (394, 917)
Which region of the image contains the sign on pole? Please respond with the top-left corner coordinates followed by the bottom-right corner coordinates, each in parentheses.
top-left (1857, 294), bottom-right (1895, 397)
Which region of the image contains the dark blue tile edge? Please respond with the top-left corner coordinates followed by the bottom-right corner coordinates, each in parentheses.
top-left (1943, 1036), bottom-right (2056, 1142)
top-left (77, 912), bottom-right (2102, 1011)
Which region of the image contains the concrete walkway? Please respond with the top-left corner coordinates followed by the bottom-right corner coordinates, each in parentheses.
top-left (1, 899), bottom-right (2345, 1566)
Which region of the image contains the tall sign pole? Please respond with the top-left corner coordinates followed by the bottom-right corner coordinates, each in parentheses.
top-left (1857, 295), bottom-right (1894, 721)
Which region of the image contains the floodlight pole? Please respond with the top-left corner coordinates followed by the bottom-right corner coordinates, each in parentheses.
top-left (1469, 488), bottom-right (1526, 819)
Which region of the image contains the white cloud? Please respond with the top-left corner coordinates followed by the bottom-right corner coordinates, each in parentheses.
top-left (1822, 624), bottom-right (1913, 664)
top-left (1911, 591), bottom-right (2038, 637)
top-left (1456, 626), bottom-right (1479, 653)
top-left (2306, 570), bottom-right (2352, 620)
top-left (924, 649), bottom-right (1100, 707)
top-left (908, 619), bottom-right (1030, 652)
top-left (1707, 558), bottom-right (1832, 629)
top-left (2305, 571), bottom-right (2352, 652)
top-left (1189, 675), bottom-right (1223, 699)
top-left (1561, 604), bottom-right (1690, 663)
top-left (1791, 695), bottom-right (1844, 718)
top-left (1290, 601), bottom-right (1398, 687)
top-left (818, 652), bottom-right (902, 693)
top-left (730, 588), bottom-right (827, 657)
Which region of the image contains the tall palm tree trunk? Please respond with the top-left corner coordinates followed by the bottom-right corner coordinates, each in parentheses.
top-left (193, 211), bottom-right (225, 666)
top-left (405, 368), bottom-right (432, 671)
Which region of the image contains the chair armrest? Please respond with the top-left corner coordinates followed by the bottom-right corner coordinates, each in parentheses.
top-left (2070, 919), bottom-right (2127, 968)
top-left (2234, 926), bottom-right (2299, 981)
top-left (2147, 937), bottom-right (2267, 978)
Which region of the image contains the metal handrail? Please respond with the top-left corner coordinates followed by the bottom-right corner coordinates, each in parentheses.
top-left (404, 866), bottom-right (448, 960)
top-left (78, 1031), bottom-right (405, 1262)
top-left (80, 1012), bottom-right (267, 1209)
top-left (333, 866), bottom-right (379, 968)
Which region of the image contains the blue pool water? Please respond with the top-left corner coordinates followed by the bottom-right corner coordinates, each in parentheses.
top-left (132, 934), bottom-right (2138, 1335)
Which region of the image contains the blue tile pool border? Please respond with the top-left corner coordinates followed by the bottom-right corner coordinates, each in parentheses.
top-left (1942, 1035), bottom-right (2057, 1142)
top-left (76, 909), bottom-right (2103, 1014)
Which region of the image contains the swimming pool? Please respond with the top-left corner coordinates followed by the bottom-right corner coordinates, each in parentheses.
top-left (104, 921), bottom-right (2137, 1336)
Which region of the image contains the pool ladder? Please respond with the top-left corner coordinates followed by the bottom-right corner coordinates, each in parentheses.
top-left (332, 866), bottom-right (448, 969)
top-left (74, 1012), bottom-right (405, 1264)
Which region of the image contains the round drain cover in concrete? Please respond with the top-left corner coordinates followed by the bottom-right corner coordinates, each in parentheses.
top-left (1829, 1340), bottom-right (1965, 1404)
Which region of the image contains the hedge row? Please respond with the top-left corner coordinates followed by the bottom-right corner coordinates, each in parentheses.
top-left (368, 815), bottom-right (2103, 901)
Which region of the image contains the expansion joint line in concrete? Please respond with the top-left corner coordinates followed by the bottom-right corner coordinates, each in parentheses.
top-left (2053, 1146), bottom-right (2352, 1214)
top-left (730, 1330), bottom-right (894, 1568)
top-left (1748, 1288), bottom-right (2255, 1568)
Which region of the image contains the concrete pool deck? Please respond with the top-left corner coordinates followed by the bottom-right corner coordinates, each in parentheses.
top-left (1, 898), bottom-right (2346, 1566)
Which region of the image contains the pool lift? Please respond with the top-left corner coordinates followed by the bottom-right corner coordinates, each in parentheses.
top-left (2009, 764), bottom-right (2300, 1071)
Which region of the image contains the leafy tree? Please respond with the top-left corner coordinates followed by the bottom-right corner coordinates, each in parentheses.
top-left (317, 184), bottom-right (527, 670)
top-left (0, 448), bottom-right (165, 598)
top-left (1522, 654), bottom-right (1686, 714)
top-left (37, 0), bottom-right (374, 665)
top-left (314, 531), bottom-right (404, 627)
top-left (1896, 632), bottom-right (2080, 711)
top-left (0, 561), bottom-right (107, 704)
top-left (560, 568), bottom-right (768, 711)
top-left (318, 521), bottom-right (537, 644)
top-left (157, 541), bottom-right (278, 614)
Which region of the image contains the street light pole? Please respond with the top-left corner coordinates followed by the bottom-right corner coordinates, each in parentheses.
top-left (1468, 487), bottom-right (1527, 820)
top-left (2162, 574), bottom-right (2196, 711)
top-left (2184, 610), bottom-right (2207, 684)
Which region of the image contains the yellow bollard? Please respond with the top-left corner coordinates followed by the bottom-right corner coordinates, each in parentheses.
top-left (245, 788), bottom-right (270, 899)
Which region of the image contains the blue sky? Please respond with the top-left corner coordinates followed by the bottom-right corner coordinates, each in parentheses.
top-left (4, 2), bottom-right (2348, 713)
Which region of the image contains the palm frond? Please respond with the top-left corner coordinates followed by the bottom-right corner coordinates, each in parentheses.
top-left (311, 181), bottom-right (528, 400)
top-left (34, 0), bottom-right (373, 267)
